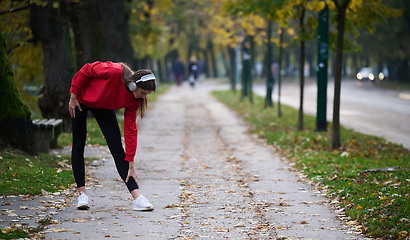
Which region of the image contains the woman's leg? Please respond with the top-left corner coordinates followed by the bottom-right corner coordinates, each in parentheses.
top-left (71, 104), bottom-right (89, 192)
top-left (91, 108), bottom-right (140, 195)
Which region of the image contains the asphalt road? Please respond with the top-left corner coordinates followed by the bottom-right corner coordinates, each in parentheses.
top-left (254, 79), bottom-right (410, 150)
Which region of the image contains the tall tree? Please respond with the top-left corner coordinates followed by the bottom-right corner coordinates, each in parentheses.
top-left (70, 0), bottom-right (100, 67)
top-left (98, 0), bottom-right (134, 65)
top-left (0, 34), bottom-right (35, 154)
top-left (331, 0), bottom-right (350, 149)
top-left (298, 6), bottom-right (306, 131)
top-left (29, 1), bottom-right (74, 127)
top-left (223, 0), bottom-right (287, 107)
top-left (330, 0), bottom-right (400, 148)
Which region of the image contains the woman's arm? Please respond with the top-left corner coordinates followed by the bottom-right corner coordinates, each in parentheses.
top-left (68, 93), bottom-right (82, 118)
top-left (126, 161), bottom-right (138, 184)
top-left (124, 107), bottom-right (138, 161)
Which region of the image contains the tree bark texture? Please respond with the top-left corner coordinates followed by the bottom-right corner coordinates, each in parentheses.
top-left (70, 0), bottom-right (100, 68)
top-left (0, 34), bottom-right (35, 154)
top-left (207, 38), bottom-right (217, 78)
top-left (265, 20), bottom-right (273, 108)
top-left (98, 0), bottom-right (134, 65)
top-left (278, 28), bottom-right (284, 117)
top-left (29, 1), bottom-right (74, 130)
top-left (227, 47), bottom-right (236, 92)
top-left (332, 0), bottom-right (351, 149)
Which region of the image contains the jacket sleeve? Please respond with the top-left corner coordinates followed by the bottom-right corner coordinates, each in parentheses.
top-left (70, 61), bottom-right (110, 94)
top-left (124, 106), bottom-right (138, 162)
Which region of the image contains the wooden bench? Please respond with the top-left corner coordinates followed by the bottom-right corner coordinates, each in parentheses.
top-left (32, 119), bottom-right (63, 153)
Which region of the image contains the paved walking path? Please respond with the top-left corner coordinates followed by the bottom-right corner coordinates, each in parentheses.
top-left (2, 80), bottom-right (369, 239)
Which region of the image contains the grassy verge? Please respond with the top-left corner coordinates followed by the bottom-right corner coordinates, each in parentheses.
top-left (212, 90), bottom-right (409, 239)
top-left (0, 148), bottom-right (98, 196)
top-left (0, 149), bottom-right (73, 195)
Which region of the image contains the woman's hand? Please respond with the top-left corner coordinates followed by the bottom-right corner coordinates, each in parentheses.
top-left (69, 93), bottom-right (82, 118)
top-left (126, 162), bottom-right (138, 184)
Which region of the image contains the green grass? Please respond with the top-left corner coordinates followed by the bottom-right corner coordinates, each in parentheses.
top-left (212, 90), bottom-right (410, 240)
top-left (0, 227), bottom-right (29, 239)
top-left (0, 149), bottom-right (75, 195)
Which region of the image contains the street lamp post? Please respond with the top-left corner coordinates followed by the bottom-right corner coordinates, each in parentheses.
top-left (316, 3), bottom-right (329, 131)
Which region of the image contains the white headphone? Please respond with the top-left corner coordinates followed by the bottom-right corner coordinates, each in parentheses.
top-left (127, 73), bottom-right (156, 92)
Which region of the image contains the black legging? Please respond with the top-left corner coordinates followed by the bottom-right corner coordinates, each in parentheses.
top-left (71, 103), bottom-right (139, 192)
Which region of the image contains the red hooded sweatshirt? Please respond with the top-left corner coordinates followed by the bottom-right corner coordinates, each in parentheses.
top-left (70, 61), bottom-right (139, 162)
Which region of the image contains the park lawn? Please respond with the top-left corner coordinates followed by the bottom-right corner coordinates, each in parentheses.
top-left (0, 149), bottom-right (75, 195)
top-left (0, 147), bottom-right (99, 196)
top-left (212, 90), bottom-right (409, 240)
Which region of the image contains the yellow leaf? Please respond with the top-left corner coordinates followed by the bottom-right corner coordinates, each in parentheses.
top-left (348, 220), bottom-right (358, 225)
top-left (53, 228), bottom-right (68, 232)
top-left (356, 205), bottom-right (363, 210)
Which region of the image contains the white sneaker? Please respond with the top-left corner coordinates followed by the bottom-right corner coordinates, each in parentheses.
top-left (133, 195), bottom-right (153, 211)
top-left (77, 192), bottom-right (90, 210)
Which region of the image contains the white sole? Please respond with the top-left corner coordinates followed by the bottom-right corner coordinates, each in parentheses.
top-left (133, 206), bottom-right (154, 211)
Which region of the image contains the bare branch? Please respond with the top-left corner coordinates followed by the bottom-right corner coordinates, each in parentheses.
top-left (0, 4), bottom-right (30, 15)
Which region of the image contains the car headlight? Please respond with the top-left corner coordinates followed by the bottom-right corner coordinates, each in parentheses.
top-left (379, 72), bottom-right (384, 80)
top-left (356, 73), bottom-right (362, 80)
top-left (369, 73), bottom-right (374, 80)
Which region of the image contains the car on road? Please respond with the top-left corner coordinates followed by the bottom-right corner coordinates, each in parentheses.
top-left (356, 67), bottom-right (385, 82)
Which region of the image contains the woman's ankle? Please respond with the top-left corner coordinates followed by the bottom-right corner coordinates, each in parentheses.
top-left (78, 186), bottom-right (86, 194)
top-left (131, 189), bottom-right (141, 200)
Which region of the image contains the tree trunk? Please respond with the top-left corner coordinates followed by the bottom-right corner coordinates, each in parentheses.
top-left (399, 58), bottom-right (409, 83)
top-left (0, 34), bottom-right (35, 154)
top-left (201, 48), bottom-right (210, 77)
top-left (156, 59), bottom-right (165, 83)
top-left (70, 0), bottom-right (100, 68)
top-left (207, 38), bottom-right (217, 78)
top-left (332, 0), bottom-right (351, 149)
top-left (265, 20), bottom-right (273, 108)
top-left (278, 28), bottom-right (284, 117)
top-left (29, 1), bottom-right (75, 131)
top-left (227, 47), bottom-right (236, 92)
top-left (221, 48), bottom-right (230, 78)
top-left (98, 0), bottom-right (134, 65)
top-left (249, 36), bottom-right (254, 104)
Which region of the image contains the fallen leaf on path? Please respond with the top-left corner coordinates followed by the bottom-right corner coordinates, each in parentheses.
top-left (52, 228), bottom-right (71, 232)
top-left (71, 218), bottom-right (89, 222)
top-left (165, 204), bottom-right (179, 209)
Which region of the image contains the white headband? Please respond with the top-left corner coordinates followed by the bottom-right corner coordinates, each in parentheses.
top-left (136, 74), bottom-right (156, 83)
top-left (128, 73), bottom-right (157, 92)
